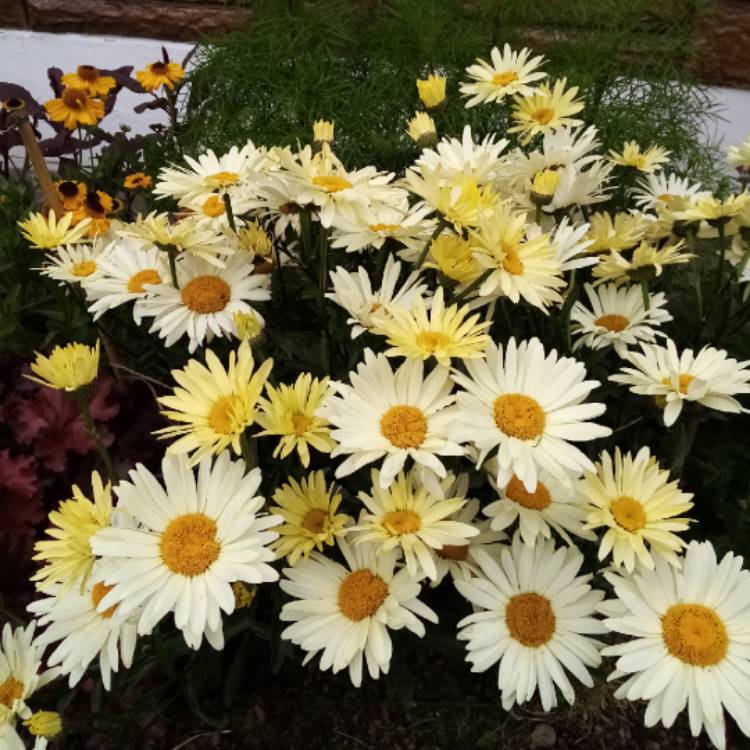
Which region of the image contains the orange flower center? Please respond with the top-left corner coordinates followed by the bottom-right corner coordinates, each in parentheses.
top-left (438, 544), bottom-right (469, 561)
top-left (312, 175), bottom-right (353, 193)
top-left (382, 509), bottom-right (421, 536)
top-left (291, 414), bottom-right (312, 436)
top-left (207, 395), bottom-right (241, 434)
top-left (610, 495), bottom-right (646, 532)
top-left (206, 171), bottom-right (240, 187)
top-left (127, 268), bottom-right (161, 293)
top-left (368, 223), bottom-right (401, 233)
top-left (595, 313), bottom-right (629, 332)
top-left (531, 107), bottom-right (555, 125)
top-left (493, 394), bottom-right (545, 440)
top-left (379, 405), bottom-right (427, 448)
top-left (181, 275), bottom-right (231, 314)
top-left (91, 581), bottom-right (118, 618)
top-left (159, 513), bottom-right (220, 576)
top-left (202, 195), bottom-right (226, 217)
top-left (661, 373), bottom-right (695, 395)
top-left (492, 71), bottom-right (519, 86)
top-left (501, 243), bottom-right (524, 275)
top-left (657, 193), bottom-right (674, 203)
top-left (506, 592), bottom-right (556, 647)
top-left (61, 87), bottom-right (89, 109)
top-left (0, 676), bottom-right (24, 708)
top-left (302, 508), bottom-right (328, 534)
top-left (662, 604), bottom-right (728, 666)
top-left (505, 475), bottom-right (551, 510)
top-left (338, 569), bottom-right (389, 622)
top-left (415, 331), bottom-right (452, 352)
top-left (72, 260), bottom-right (97, 277)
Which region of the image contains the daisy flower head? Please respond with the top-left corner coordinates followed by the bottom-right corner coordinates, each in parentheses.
top-left (326, 254), bottom-right (428, 338)
top-left (603, 540), bottom-right (750, 750)
top-left (484, 462), bottom-right (593, 548)
top-left (136, 58), bottom-right (185, 92)
top-left (675, 193), bottom-right (750, 227)
top-left (123, 172), bottom-right (152, 190)
top-left (279, 532), bottom-right (438, 686)
top-left (269, 471), bottom-right (349, 565)
top-left (55, 179), bottom-right (86, 212)
top-left (593, 240), bottom-right (693, 286)
top-left (134, 254), bottom-right (270, 353)
top-left (610, 338), bottom-right (750, 426)
top-left (18, 211), bottom-right (90, 250)
top-left (322, 350), bottom-right (464, 488)
top-left (423, 231), bottom-right (482, 285)
top-left (85, 239), bottom-right (170, 320)
top-left (22, 710), bottom-right (62, 746)
top-left (155, 341), bottom-right (272, 464)
top-left (417, 73), bottom-right (446, 109)
top-left (509, 78), bottom-right (584, 144)
top-left (608, 141), bottom-right (671, 173)
top-left (27, 572), bottom-right (138, 690)
top-left (61, 65), bottom-right (116, 97)
top-left (371, 286), bottom-right (490, 366)
top-left (27, 340), bottom-right (100, 393)
top-left (632, 172), bottom-right (704, 212)
top-left (44, 86), bottom-right (104, 129)
top-left (31, 470), bottom-right (112, 593)
top-left (727, 133), bottom-right (750, 173)
top-left (461, 45), bottom-right (547, 108)
top-left (452, 337), bottom-right (611, 492)
top-left (406, 111), bottom-right (437, 148)
top-left (91, 451), bottom-right (281, 650)
top-left (468, 202), bottom-right (565, 310)
top-left (586, 211), bottom-right (646, 254)
top-left (38, 241), bottom-right (106, 286)
top-left (579, 447), bottom-right (693, 572)
top-left (0, 623), bottom-right (59, 750)
top-left (353, 468), bottom-right (480, 581)
top-left (455, 535), bottom-right (606, 711)
top-left (571, 283), bottom-right (672, 357)
top-left (256, 373), bottom-right (336, 466)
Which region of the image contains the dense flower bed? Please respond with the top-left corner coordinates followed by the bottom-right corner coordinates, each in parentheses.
top-left (3, 44), bottom-right (750, 750)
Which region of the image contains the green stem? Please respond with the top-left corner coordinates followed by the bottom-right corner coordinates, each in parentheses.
top-left (239, 431), bottom-right (258, 471)
top-left (559, 268), bottom-right (578, 353)
top-left (222, 192), bottom-right (236, 232)
top-left (453, 268), bottom-right (493, 304)
top-left (76, 392), bottom-right (116, 480)
top-left (715, 221), bottom-right (728, 294)
top-left (535, 203), bottom-right (542, 225)
top-left (166, 246), bottom-right (179, 289)
top-left (415, 218), bottom-right (446, 269)
top-left (640, 279), bottom-right (650, 311)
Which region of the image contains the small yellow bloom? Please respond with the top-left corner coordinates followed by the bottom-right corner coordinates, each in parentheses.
top-left (45, 87), bottom-right (105, 130)
top-left (407, 111), bottom-right (437, 146)
top-left (509, 78), bottom-right (584, 144)
top-left (62, 65), bottom-right (115, 97)
top-left (136, 60), bottom-right (185, 92)
top-left (609, 141), bottom-right (670, 173)
top-left (234, 310), bottom-right (265, 343)
top-left (18, 211), bottom-right (91, 249)
top-left (593, 241), bottom-right (694, 285)
top-left (24, 710), bottom-right (63, 738)
top-left (27, 340), bottom-right (100, 393)
top-left (586, 211), bottom-right (646, 254)
top-left (426, 232), bottom-right (481, 284)
top-left (313, 119), bottom-right (335, 144)
top-left (123, 172), bottom-right (152, 190)
top-left (233, 220), bottom-right (273, 259)
top-left (417, 74), bottom-right (447, 109)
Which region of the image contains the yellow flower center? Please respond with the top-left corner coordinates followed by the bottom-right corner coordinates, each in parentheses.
top-left (127, 268), bottom-right (161, 293)
top-left (382, 509), bottom-right (421, 536)
top-left (91, 581), bottom-right (118, 619)
top-left (501, 243), bottom-right (524, 275)
top-left (202, 195), bottom-right (226, 217)
top-left (0, 676), bottom-right (24, 708)
top-left (505, 593), bottom-right (556, 647)
top-left (207, 395), bottom-right (242, 434)
top-left (438, 544), bottom-right (469, 561)
top-left (415, 331), bottom-right (452, 353)
top-left (662, 603), bottom-right (728, 666)
top-left (505, 475), bottom-right (551, 510)
top-left (61, 87), bottom-right (89, 109)
top-left (291, 413), bottom-right (312, 436)
top-left (368, 223), bottom-right (401, 233)
top-left (72, 260), bottom-right (97, 277)
top-left (493, 394), bottom-right (545, 440)
top-left (302, 508), bottom-right (328, 534)
top-left (181, 275), bottom-right (231, 314)
top-left (338, 569), bottom-right (389, 621)
top-left (661, 373), bottom-right (695, 395)
top-left (610, 495), bottom-right (646, 532)
top-left (491, 71), bottom-right (519, 86)
top-left (531, 107), bottom-right (555, 125)
top-left (594, 313), bottom-right (629, 332)
top-left (657, 193), bottom-right (674, 203)
top-left (206, 171), bottom-right (240, 187)
top-left (379, 405), bottom-right (427, 449)
top-left (159, 513), bottom-right (220, 576)
top-left (77, 65), bottom-right (99, 82)
top-left (312, 175), bottom-right (353, 193)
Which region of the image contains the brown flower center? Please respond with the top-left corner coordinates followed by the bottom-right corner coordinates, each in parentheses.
top-left (338, 569), bottom-right (389, 621)
top-left (506, 593), bottom-right (556, 647)
top-left (382, 509), bottom-right (421, 536)
top-left (493, 394), bottom-right (545, 440)
top-left (662, 604), bottom-right (728, 666)
top-left (91, 581), bottom-right (118, 618)
top-left (62, 87), bottom-right (89, 109)
top-left (77, 65), bottom-right (100, 82)
top-left (505, 475), bottom-right (551, 510)
top-left (181, 275), bottom-right (231, 314)
top-left (160, 513), bottom-right (220, 576)
top-left (595, 313), bottom-right (629, 332)
top-left (610, 495), bottom-right (646, 532)
top-left (127, 268), bottom-right (162, 293)
top-left (150, 62), bottom-right (168, 75)
top-left (302, 508), bottom-right (328, 534)
top-left (379, 405), bottom-right (427, 449)
top-left (57, 180), bottom-right (80, 198)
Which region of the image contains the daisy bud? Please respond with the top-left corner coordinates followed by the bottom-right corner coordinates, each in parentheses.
top-left (234, 310), bottom-right (265, 345)
top-left (312, 119), bottom-right (335, 150)
top-left (24, 711), bottom-right (63, 738)
top-left (416, 74), bottom-right (446, 110)
top-left (406, 111), bottom-right (437, 148)
top-left (530, 168), bottom-right (560, 206)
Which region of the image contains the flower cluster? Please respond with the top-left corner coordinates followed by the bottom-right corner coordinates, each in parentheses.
top-left (7, 45), bottom-right (750, 750)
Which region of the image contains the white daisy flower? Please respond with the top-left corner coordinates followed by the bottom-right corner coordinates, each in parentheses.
top-left (279, 533), bottom-right (437, 687)
top-left (90, 451), bottom-right (281, 650)
top-left (603, 540), bottom-right (750, 750)
top-left (456, 535), bottom-right (606, 711)
top-left (321, 349), bottom-right (464, 488)
top-left (460, 45), bottom-right (547, 108)
top-left (610, 338), bottom-right (750, 426)
top-left (27, 572), bottom-right (138, 690)
top-left (544, 159), bottom-right (613, 211)
top-left (0, 623), bottom-right (58, 750)
top-left (727, 134), bottom-right (750, 171)
top-left (526, 217), bottom-right (596, 274)
top-left (484, 462), bottom-right (594, 547)
top-left (353, 468), bottom-right (480, 581)
top-left (452, 337), bottom-right (611, 491)
top-left (571, 283), bottom-right (672, 357)
top-left (134, 254), bottom-right (270, 352)
top-left (326, 255), bottom-right (428, 338)
top-left (85, 238), bottom-right (170, 319)
top-left (632, 172), bottom-right (704, 212)
top-left (38, 242), bottom-right (106, 286)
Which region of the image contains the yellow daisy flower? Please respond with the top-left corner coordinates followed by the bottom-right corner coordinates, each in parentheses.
top-left (155, 342), bottom-right (273, 465)
top-left (426, 232), bottom-right (481, 284)
top-left (509, 78), bottom-right (584, 144)
top-left (270, 471), bottom-right (349, 565)
top-left (593, 240), bottom-right (694, 285)
top-left (372, 287), bottom-right (490, 366)
top-left (256, 373), bottom-right (336, 467)
top-left (608, 141), bottom-right (671, 173)
top-left (417, 74), bottom-right (447, 109)
top-left (44, 87), bottom-right (104, 130)
top-left (26, 340), bottom-right (100, 393)
top-left (586, 211), bottom-right (646, 254)
top-left (31, 471), bottom-right (113, 593)
top-left (136, 60), bottom-right (185, 92)
top-left (61, 65), bottom-right (116, 97)
top-left (18, 211), bottom-right (91, 249)
top-left (675, 194), bottom-right (750, 226)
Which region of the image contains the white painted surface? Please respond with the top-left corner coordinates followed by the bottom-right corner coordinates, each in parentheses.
top-left (1, 29), bottom-right (749, 159)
